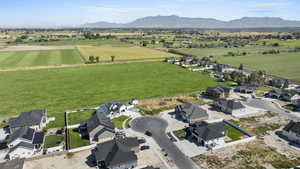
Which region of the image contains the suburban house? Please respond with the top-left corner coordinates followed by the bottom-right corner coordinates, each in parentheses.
top-left (267, 89), bottom-right (300, 102)
top-left (8, 110), bottom-right (48, 132)
top-left (96, 99), bottom-right (127, 119)
top-left (292, 99), bottom-right (300, 109)
top-left (189, 121), bottom-right (227, 149)
top-left (205, 85), bottom-right (232, 99)
top-left (0, 159), bottom-right (24, 169)
top-left (6, 127), bottom-right (44, 160)
top-left (235, 83), bottom-right (258, 94)
top-left (199, 60), bottom-right (215, 69)
top-left (269, 78), bottom-right (288, 89)
top-left (214, 64), bottom-right (235, 73)
top-left (164, 57), bottom-right (176, 63)
top-left (175, 103), bottom-right (208, 124)
top-left (180, 56), bottom-right (193, 64)
top-left (282, 121), bottom-right (300, 144)
top-left (214, 99), bottom-right (246, 116)
top-left (79, 113), bottom-right (115, 144)
top-left (92, 137), bottom-right (139, 169)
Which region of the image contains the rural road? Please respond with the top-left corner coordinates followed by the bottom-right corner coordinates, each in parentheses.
top-left (245, 98), bottom-right (300, 121)
top-left (131, 116), bottom-right (202, 169)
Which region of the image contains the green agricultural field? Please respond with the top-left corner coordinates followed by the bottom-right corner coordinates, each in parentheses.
top-left (22, 39), bottom-right (129, 47)
top-left (176, 46), bottom-right (290, 57)
top-left (261, 39), bottom-right (300, 47)
top-left (77, 45), bottom-right (177, 62)
top-left (0, 49), bottom-right (83, 68)
top-left (216, 52), bottom-right (300, 82)
top-left (0, 62), bottom-right (221, 118)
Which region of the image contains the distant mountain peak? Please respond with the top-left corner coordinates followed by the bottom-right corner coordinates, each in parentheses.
top-left (81, 15), bottom-right (300, 28)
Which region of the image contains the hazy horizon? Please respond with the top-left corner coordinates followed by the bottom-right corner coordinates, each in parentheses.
top-left (0, 0), bottom-right (299, 28)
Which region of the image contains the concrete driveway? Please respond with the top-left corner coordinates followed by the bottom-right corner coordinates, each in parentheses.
top-left (245, 98), bottom-right (300, 121)
top-left (131, 116), bottom-right (202, 169)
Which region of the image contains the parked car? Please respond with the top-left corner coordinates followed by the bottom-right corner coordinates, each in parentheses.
top-left (167, 132), bottom-right (177, 142)
top-left (138, 138), bottom-right (146, 144)
top-left (140, 145), bottom-right (150, 151)
top-left (145, 131), bottom-right (152, 136)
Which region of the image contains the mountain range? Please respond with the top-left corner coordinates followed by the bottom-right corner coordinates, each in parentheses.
top-left (82, 15), bottom-right (300, 28)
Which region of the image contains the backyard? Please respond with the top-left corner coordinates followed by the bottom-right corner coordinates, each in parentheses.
top-left (68, 128), bottom-right (90, 149)
top-left (44, 135), bottom-right (64, 148)
top-left (67, 110), bottom-right (95, 126)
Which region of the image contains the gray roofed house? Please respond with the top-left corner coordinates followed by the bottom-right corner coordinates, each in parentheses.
top-left (282, 121), bottom-right (300, 144)
top-left (7, 127), bottom-right (35, 145)
top-left (205, 85), bottom-right (232, 99)
top-left (214, 99), bottom-right (246, 116)
top-left (79, 113), bottom-right (115, 143)
top-left (267, 89), bottom-right (300, 102)
top-left (7, 141), bottom-right (35, 160)
top-left (189, 121), bottom-right (227, 149)
top-left (175, 103), bottom-right (208, 124)
top-left (96, 99), bottom-right (127, 119)
top-left (8, 110), bottom-right (47, 132)
top-left (92, 137), bottom-right (139, 169)
top-left (0, 159), bottom-right (24, 169)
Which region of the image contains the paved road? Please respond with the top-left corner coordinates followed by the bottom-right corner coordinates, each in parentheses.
top-left (131, 116), bottom-right (201, 169)
top-left (245, 98), bottom-right (300, 121)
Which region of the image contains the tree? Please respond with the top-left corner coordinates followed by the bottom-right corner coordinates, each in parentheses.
top-left (95, 56), bottom-right (100, 63)
top-left (111, 56), bottom-right (115, 62)
top-left (239, 64), bottom-right (244, 70)
top-left (89, 56), bottom-right (95, 63)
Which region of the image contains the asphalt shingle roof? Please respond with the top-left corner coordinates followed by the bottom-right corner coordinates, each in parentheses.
top-left (8, 142), bottom-right (35, 154)
top-left (217, 99), bottom-right (245, 110)
top-left (283, 121), bottom-right (300, 135)
top-left (32, 132), bottom-right (44, 145)
top-left (7, 127), bottom-right (35, 144)
top-left (93, 137), bottom-right (139, 167)
top-left (191, 122), bottom-right (227, 141)
top-left (176, 103), bottom-right (208, 120)
top-left (9, 110), bottom-right (45, 128)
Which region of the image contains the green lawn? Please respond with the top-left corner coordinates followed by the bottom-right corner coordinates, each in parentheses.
top-left (176, 46), bottom-right (290, 57)
top-left (173, 128), bottom-right (187, 141)
top-left (216, 52), bottom-right (300, 82)
top-left (0, 122), bottom-right (8, 128)
top-left (225, 125), bottom-right (245, 142)
top-left (67, 110), bottom-right (95, 125)
top-left (69, 129), bottom-right (90, 149)
top-left (46, 112), bottom-right (65, 129)
top-left (0, 49), bottom-right (83, 68)
top-left (21, 39), bottom-right (130, 47)
top-left (111, 115), bottom-right (130, 129)
top-left (44, 135), bottom-right (64, 148)
top-left (0, 62), bottom-right (221, 118)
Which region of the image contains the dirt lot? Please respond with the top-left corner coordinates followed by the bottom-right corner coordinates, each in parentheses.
top-left (192, 112), bottom-right (300, 169)
top-left (0, 45), bottom-right (74, 52)
top-left (137, 93), bottom-right (212, 115)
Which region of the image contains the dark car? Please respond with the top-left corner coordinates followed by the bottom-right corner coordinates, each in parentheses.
top-left (140, 145), bottom-right (150, 151)
top-left (145, 131), bottom-right (152, 136)
top-left (138, 138), bottom-right (146, 144)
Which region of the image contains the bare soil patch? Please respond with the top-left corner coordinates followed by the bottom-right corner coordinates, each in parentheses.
top-left (0, 45), bottom-right (74, 52)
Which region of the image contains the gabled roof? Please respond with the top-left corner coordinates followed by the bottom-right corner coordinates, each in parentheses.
top-left (191, 122), bottom-right (227, 141)
top-left (0, 159), bottom-right (24, 169)
top-left (9, 110), bottom-right (45, 128)
top-left (32, 132), bottom-right (44, 145)
top-left (93, 137), bottom-right (139, 167)
top-left (216, 99), bottom-right (245, 110)
top-left (283, 121), bottom-right (300, 135)
top-left (176, 103), bottom-right (208, 120)
top-left (8, 142), bottom-right (35, 154)
top-left (86, 114), bottom-right (115, 134)
top-left (7, 127), bottom-right (35, 144)
top-left (96, 99), bottom-right (125, 119)
top-left (207, 85), bottom-right (231, 94)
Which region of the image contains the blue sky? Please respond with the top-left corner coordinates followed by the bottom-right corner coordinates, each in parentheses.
top-left (0, 0), bottom-right (299, 27)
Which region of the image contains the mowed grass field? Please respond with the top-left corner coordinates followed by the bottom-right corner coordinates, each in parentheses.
top-left (261, 39), bottom-right (300, 47)
top-left (77, 45), bottom-right (177, 62)
top-left (24, 39), bottom-right (130, 46)
top-left (0, 62), bottom-right (221, 118)
top-left (217, 52), bottom-right (300, 81)
top-left (0, 49), bottom-right (83, 68)
top-left (176, 46), bottom-right (290, 57)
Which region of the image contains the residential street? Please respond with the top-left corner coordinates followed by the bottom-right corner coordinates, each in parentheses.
top-left (131, 116), bottom-right (202, 169)
top-left (245, 98), bottom-right (300, 121)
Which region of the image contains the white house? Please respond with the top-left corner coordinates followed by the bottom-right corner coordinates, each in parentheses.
top-left (7, 142), bottom-right (35, 160)
top-left (189, 122), bottom-right (227, 149)
top-left (282, 121), bottom-right (300, 144)
top-left (96, 99), bottom-right (128, 119)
